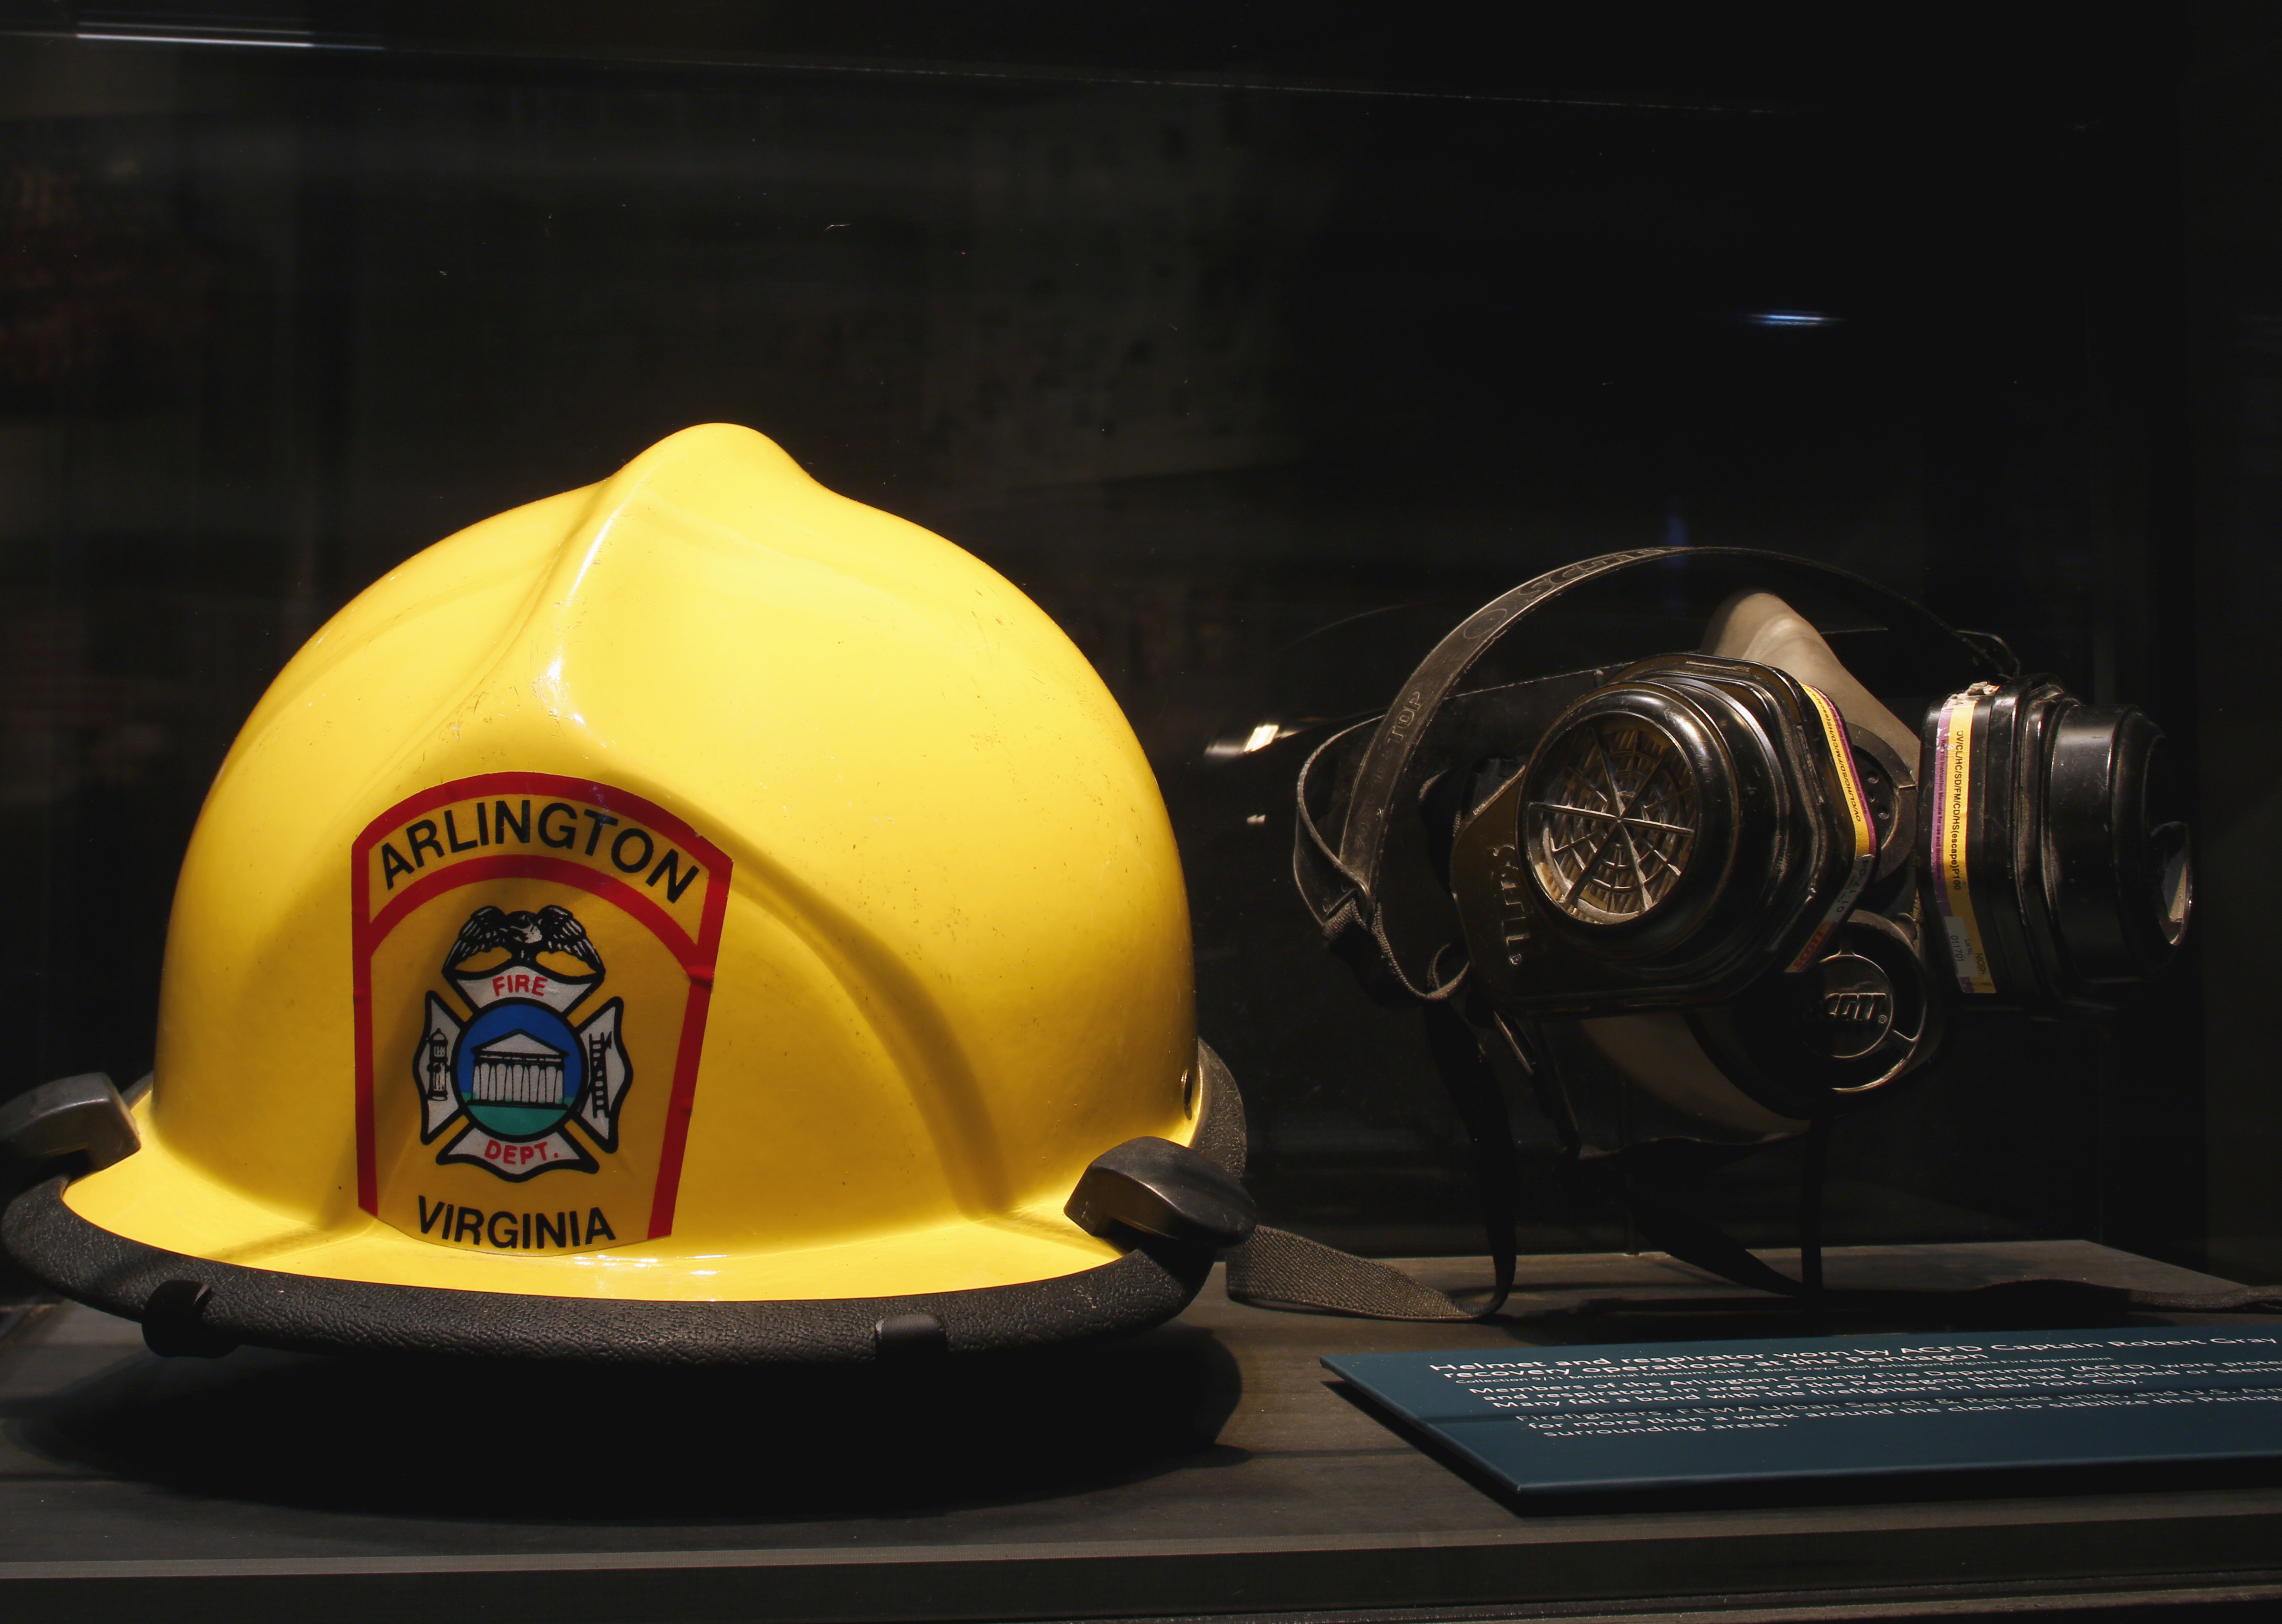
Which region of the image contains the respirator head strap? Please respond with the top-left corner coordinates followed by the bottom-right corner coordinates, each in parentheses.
top-left (1292, 718), bottom-right (1379, 936)
top-left (1293, 718), bottom-right (1469, 1002)
top-left (1295, 674), bottom-right (1628, 1003)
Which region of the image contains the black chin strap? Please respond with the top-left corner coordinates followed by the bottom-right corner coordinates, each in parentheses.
top-left (1226, 1002), bottom-right (1519, 1321)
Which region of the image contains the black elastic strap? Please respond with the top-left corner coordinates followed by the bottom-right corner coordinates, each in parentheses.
top-left (1292, 669), bottom-right (1618, 1003)
top-left (1225, 1226), bottom-right (1487, 1321)
top-left (1227, 1001), bottom-right (1523, 1322)
top-left (1292, 719), bottom-right (1468, 1003)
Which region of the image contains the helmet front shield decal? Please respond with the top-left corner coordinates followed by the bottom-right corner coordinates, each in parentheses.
top-left (352, 773), bottom-right (731, 1253)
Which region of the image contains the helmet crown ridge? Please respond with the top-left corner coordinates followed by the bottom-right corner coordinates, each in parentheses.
top-left (91, 423), bottom-right (1196, 1307)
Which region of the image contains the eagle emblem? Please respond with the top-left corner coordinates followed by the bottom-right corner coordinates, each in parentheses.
top-left (411, 903), bottom-right (632, 1179)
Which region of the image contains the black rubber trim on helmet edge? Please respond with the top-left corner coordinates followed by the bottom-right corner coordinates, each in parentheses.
top-left (1, 1042), bottom-right (1246, 1365)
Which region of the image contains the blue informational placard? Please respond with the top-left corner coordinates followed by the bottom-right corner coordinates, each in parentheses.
top-left (1324, 1329), bottom-right (2282, 1495)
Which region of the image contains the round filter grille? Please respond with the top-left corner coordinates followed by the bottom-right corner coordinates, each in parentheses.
top-left (1526, 717), bottom-right (1700, 924)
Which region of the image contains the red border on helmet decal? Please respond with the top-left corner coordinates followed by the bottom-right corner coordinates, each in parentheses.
top-left (349, 772), bottom-right (732, 1240)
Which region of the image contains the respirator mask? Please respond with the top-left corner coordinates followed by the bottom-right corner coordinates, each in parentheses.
top-left (1228, 547), bottom-right (2195, 1319)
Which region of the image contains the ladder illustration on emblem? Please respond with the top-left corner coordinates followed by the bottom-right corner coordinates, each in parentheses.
top-left (424, 1028), bottom-right (450, 1103)
top-left (582, 1027), bottom-right (610, 1117)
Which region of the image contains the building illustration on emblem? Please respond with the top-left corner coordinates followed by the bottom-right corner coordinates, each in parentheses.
top-left (410, 903), bottom-right (632, 1180)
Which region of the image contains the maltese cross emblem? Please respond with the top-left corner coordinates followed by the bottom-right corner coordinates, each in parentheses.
top-left (412, 903), bottom-right (632, 1180)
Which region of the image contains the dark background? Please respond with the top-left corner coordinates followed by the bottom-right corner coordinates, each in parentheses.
top-left (0, 4), bottom-right (2270, 1275)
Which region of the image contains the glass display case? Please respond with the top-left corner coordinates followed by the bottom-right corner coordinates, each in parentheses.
top-left (2, 7), bottom-right (2278, 1621)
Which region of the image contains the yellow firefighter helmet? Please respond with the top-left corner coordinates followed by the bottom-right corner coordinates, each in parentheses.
top-left (4, 424), bottom-right (1248, 1361)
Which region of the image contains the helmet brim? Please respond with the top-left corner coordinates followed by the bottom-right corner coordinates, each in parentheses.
top-left (5, 1046), bottom-right (1245, 1364)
